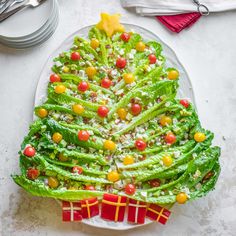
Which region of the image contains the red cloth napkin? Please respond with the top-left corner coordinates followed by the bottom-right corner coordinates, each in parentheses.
top-left (156, 12), bottom-right (201, 33)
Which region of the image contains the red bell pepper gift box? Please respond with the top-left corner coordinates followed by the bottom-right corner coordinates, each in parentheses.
top-left (127, 199), bottom-right (147, 224)
top-left (62, 201), bottom-right (82, 222)
top-left (80, 197), bottom-right (99, 218)
top-left (146, 204), bottom-right (171, 224)
top-left (101, 194), bottom-right (127, 222)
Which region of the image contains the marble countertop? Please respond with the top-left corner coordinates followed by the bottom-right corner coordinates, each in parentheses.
top-left (0, 1), bottom-right (236, 235)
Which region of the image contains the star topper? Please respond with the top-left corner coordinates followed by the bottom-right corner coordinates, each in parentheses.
top-left (96, 13), bottom-right (125, 37)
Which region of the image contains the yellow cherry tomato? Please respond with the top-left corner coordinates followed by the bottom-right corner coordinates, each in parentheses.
top-left (63, 66), bottom-right (70, 73)
top-left (123, 155), bottom-right (135, 165)
top-left (123, 73), bottom-right (135, 84)
top-left (176, 192), bottom-right (188, 204)
top-left (194, 132), bottom-right (206, 142)
top-left (103, 140), bottom-right (116, 151)
top-left (90, 38), bottom-right (100, 49)
top-left (86, 66), bottom-right (97, 79)
top-left (136, 42), bottom-right (146, 52)
top-left (162, 155), bottom-right (173, 167)
top-left (159, 116), bottom-right (172, 126)
top-left (107, 170), bottom-right (120, 182)
top-left (72, 104), bottom-right (84, 114)
top-left (55, 85), bottom-right (66, 94)
top-left (167, 70), bottom-right (179, 80)
top-left (37, 108), bottom-right (48, 118)
top-left (52, 132), bottom-right (62, 143)
top-left (58, 153), bottom-right (68, 162)
top-left (117, 108), bottom-right (127, 120)
top-left (48, 176), bottom-right (59, 189)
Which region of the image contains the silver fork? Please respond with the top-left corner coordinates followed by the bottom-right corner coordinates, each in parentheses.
top-left (1, 0), bottom-right (25, 14)
top-left (0, 0), bottom-right (46, 22)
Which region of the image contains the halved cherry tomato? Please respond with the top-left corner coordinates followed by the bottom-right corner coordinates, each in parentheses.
top-left (180, 99), bottom-right (190, 108)
top-left (107, 170), bottom-right (120, 182)
top-left (123, 73), bottom-right (135, 84)
top-left (52, 132), bottom-right (62, 143)
top-left (117, 108), bottom-right (127, 120)
top-left (90, 38), bottom-right (100, 49)
top-left (72, 166), bottom-right (83, 174)
top-left (78, 130), bottom-right (90, 141)
top-left (148, 54), bottom-right (157, 64)
top-left (71, 52), bottom-right (81, 61)
top-left (50, 74), bottom-right (61, 83)
top-left (167, 70), bottom-right (179, 80)
top-left (120, 32), bottom-right (131, 42)
top-left (165, 133), bottom-right (176, 145)
top-left (72, 104), bottom-right (84, 114)
top-left (135, 139), bottom-right (147, 151)
top-left (136, 42), bottom-right (146, 52)
top-left (123, 155), bottom-right (135, 165)
top-left (162, 155), bottom-right (173, 167)
top-left (116, 57), bottom-right (127, 69)
top-left (37, 108), bottom-right (48, 118)
top-left (86, 66), bottom-right (97, 78)
top-left (55, 85), bottom-right (66, 94)
top-left (97, 106), bottom-right (109, 117)
top-left (125, 184), bottom-right (136, 195)
top-left (176, 192), bottom-right (188, 204)
top-left (103, 140), bottom-right (116, 151)
top-left (131, 103), bottom-right (142, 116)
top-left (159, 116), bottom-right (172, 126)
top-left (194, 132), bottom-right (206, 142)
top-left (27, 168), bottom-right (39, 180)
top-left (48, 177), bottom-right (59, 189)
top-left (101, 77), bottom-right (112, 88)
top-left (78, 81), bottom-right (89, 92)
top-left (149, 179), bottom-right (161, 187)
top-left (23, 146), bottom-right (36, 157)
top-left (85, 185), bottom-right (95, 191)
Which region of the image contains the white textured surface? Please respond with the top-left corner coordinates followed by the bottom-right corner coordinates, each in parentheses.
top-left (0, 0), bottom-right (236, 235)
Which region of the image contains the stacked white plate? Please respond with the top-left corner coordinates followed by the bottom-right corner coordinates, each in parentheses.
top-left (0, 0), bottom-right (59, 49)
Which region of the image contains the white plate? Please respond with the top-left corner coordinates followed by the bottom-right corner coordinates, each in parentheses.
top-left (0, 0), bottom-right (54, 38)
top-left (34, 24), bottom-right (196, 230)
top-left (0, 2), bottom-right (59, 49)
top-left (0, 0), bottom-right (58, 42)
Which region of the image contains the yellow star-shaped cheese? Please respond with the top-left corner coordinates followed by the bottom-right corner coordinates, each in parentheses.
top-left (96, 13), bottom-right (124, 37)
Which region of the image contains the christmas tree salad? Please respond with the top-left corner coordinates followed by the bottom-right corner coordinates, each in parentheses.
top-left (12, 13), bottom-right (221, 224)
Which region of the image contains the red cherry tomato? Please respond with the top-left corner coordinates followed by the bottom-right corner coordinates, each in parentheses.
top-left (131, 103), bottom-right (142, 116)
top-left (101, 77), bottom-right (112, 89)
top-left (165, 133), bottom-right (176, 145)
top-left (85, 185), bottom-right (95, 191)
top-left (180, 99), bottom-right (190, 108)
top-left (27, 168), bottom-right (39, 180)
top-left (78, 81), bottom-right (89, 92)
top-left (135, 139), bottom-right (147, 151)
top-left (148, 54), bottom-right (157, 64)
top-left (116, 57), bottom-right (127, 69)
top-left (23, 146), bottom-right (36, 157)
top-left (149, 179), bottom-right (161, 187)
top-left (78, 130), bottom-right (90, 141)
top-left (120, 32), bottom-right (131, 42)
top-left (50, 74), bottom-right (61, 83)
top-left (71, 52), bottom-right (81, 61)
top-left (97, 106), bottom-right (109, 117)
top-left (72, 166), bottom-right (83, 174)
top-left (125, 184), bottom-right (136, 195)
